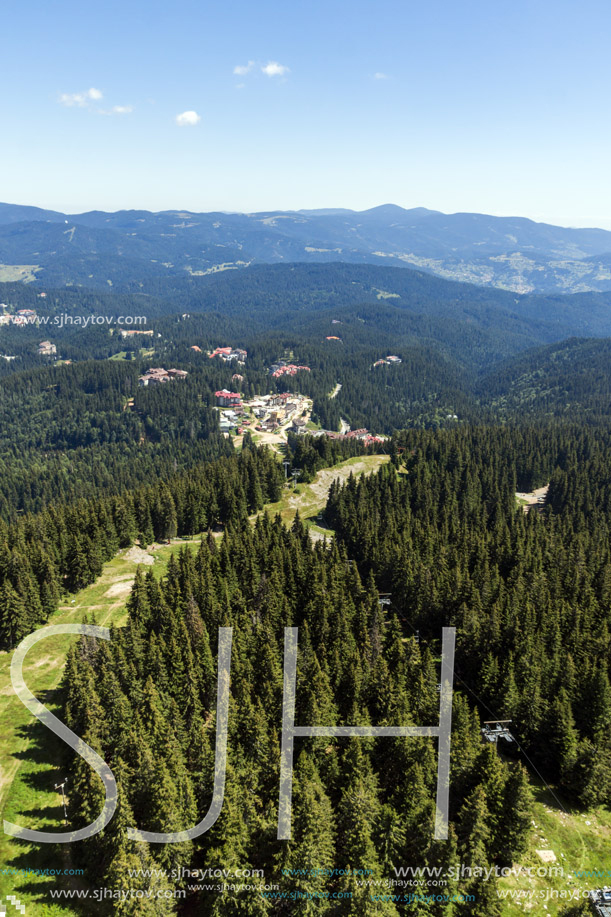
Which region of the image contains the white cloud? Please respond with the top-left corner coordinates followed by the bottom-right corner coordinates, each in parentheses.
top-left (99, 105), bottom-right (134, 115)
top-left (59, 87), bottom-right (103, 107)
top-left (261, 61), bottom-right (289, 77)
top-left (175, 110), bottom-right (201, 127)
top-left (373, 72), bottom-right (389, 80)
top-left (233, 60), bottom-right (256, 75)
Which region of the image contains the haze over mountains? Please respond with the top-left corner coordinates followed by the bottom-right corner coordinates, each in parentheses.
top-left (2, 201), bottom-right (611, 294)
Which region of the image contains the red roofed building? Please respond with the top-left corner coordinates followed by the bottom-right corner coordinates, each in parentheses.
top-left (271, 363), bottom-right (310, 378)
top-left (215, 389), bottom-right (242, 407)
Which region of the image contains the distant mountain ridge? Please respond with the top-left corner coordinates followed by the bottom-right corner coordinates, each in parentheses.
top-left (1, 201), bottom-right (611, 294)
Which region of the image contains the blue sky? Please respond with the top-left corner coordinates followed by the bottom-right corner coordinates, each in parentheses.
top-left (2, 0), bottom-right (611, 226)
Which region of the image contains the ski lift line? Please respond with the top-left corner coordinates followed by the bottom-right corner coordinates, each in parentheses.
top-left (374, 591), bottom-right (582, 842)
top-left (445, 666), bottom-right (572, 816)
top-left (504, 734), bottom-right (572, 818)
top-left (374, 593), bottom-right (584, 856)
top-left (451, 666), bottom-right (572, 818)
top-left (382, 594), bottom-right (575, 820)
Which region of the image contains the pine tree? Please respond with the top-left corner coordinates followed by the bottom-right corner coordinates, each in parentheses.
top-left (103, 761), bottom-right (177, 915)
top-left (0, 581), bottom-right (26, 648)
top-left (496, 763), bottom-right (533, 865)
top-left (157, 487), bottom-right (178, 543)
top-left (278, 752), bottom-right (336, 914)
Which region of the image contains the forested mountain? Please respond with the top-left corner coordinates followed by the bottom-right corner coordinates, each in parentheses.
top-left (0, 327), bottom-right (475, 519)
top-left (2, 244), bottom-right (611, 912)
top-left (114, 262), bottom-right (611, 344)
top-left (3, 261), bottom-right (611, 380)
top-left (0, 445), bottom-right (288, 649)
top-left (325, 427), bottom-right (611, 807)
top-left (2, 201), bottom-right (611, 294)
top-left (48, 425), bottom-right (610, 915)
top-left (4, 267), bottom-right (611, 523)
top-left (480, 338), bottom-right (611, 421)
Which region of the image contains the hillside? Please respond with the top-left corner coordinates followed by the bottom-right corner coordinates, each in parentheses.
top-left (480, 337), bottom-right (611, 421)
top-left (2, 202), bottom-right (611, 294)
top-left (2, 434), bottom-right (610, 915)
top-left (3, 260), bottom-right (611, 380)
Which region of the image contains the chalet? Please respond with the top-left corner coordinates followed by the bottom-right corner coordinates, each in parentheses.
top-left (326, 336), bottom-right (341, 341)
top-left (190, 345), bottom-right (202, 352)
top-left (232, 373), bottom-right (244, 383)
top-left (18, 309), bottom-right (36, 318)
top-left (373, 359), bottom-right (388, 367)
top-left (215, 389), bottom-right (242, 408)
top-left (291, 418), bottom-right (308, 434)
top-left (386, 355), bottom-right (402, 363)
top-left (139, 369), bottom-right (169, 386)
top-left (38, 341), bottom-right (57, 356)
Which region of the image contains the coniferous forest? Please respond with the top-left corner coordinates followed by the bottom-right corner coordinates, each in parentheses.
top-left (1, 265), bottom-right (611, 916)
top-left (41, 424), bottom-right (608, 916)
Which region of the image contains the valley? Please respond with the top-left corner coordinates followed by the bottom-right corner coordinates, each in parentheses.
top-left (0, 208), bottom-right (610, 917)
